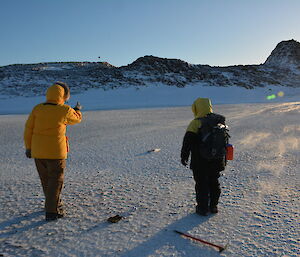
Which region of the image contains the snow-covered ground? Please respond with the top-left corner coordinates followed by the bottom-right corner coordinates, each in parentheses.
top-left (0, 96), bottom-right (299, 256)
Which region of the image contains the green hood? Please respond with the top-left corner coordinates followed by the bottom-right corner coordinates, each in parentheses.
top-left (191, 98), bottom-right (213, 118)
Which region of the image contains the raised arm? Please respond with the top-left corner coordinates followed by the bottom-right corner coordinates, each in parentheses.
top-left (65, 107), bottom-right (82, 125)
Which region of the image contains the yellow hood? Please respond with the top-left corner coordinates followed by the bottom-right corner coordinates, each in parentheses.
top-left (191, 98), bottom-right (213, 118)
top-left (46, 84), bottom-right (65, 104)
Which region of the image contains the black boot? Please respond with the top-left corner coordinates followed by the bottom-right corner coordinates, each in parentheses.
top-left (46, 212), bottom-right (64, 221)
top-left (210, 205), bottom-right (218, 214)
top-left (196, 205), bottom-right (208, 216)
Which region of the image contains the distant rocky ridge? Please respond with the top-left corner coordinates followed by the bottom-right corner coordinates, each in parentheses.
top-left (0, 39), bottom-right (299, 98)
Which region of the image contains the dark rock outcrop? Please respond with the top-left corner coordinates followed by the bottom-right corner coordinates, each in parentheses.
top-left (0, 40), bottom-right (299, 98)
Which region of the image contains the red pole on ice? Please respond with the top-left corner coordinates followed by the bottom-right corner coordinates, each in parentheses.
top-left (174, 230), bottom-right (226, 252)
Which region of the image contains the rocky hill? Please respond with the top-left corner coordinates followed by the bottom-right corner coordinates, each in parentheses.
top-left (264, 39), bottom-right (300, 69)
top-left (0, 39), bottom-right (299, 98)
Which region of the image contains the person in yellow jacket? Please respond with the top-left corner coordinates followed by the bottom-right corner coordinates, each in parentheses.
top-left (181, 98), bottom-right (226, 216)
top-left (24, 82), bottom-right (82, 221)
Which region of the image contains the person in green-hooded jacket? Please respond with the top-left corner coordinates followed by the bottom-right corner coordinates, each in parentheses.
top-left (181, 98), bottom-right (226, 216)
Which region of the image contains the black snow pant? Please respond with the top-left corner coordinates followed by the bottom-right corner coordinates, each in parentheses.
top-left (192, 168), bottom-right (221, 211)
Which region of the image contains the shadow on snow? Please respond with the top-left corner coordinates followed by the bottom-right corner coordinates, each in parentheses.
top-left (122, 213), bottom-right (219, 257)
top-left (0, 211), bottom-right (45, 239)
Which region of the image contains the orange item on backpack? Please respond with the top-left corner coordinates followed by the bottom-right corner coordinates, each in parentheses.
top-left (226, 144), bottom-right (234, 160)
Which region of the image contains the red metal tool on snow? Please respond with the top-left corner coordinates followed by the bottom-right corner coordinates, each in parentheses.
top-left (174, 230), bottom-right (227, 252)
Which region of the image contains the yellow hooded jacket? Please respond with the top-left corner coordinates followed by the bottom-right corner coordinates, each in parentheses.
top-left (186, 98), bottom-right (213, 133)
top-left (24, 84), bottom-right (82, 159)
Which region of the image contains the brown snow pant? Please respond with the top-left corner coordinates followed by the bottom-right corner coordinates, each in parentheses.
top-left (34, 159), bottom-right (66, 214)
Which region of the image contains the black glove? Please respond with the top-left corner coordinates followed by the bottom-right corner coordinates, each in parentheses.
top-left (181, 158), bottom-right (188, 166)
top-left (25, 149), bottom-right (31, 158)
top-left (73, 101), bottom-right (82, 111)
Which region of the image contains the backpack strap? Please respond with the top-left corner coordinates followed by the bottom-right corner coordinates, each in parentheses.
top-left (197, 116), bottom-right (211, 142)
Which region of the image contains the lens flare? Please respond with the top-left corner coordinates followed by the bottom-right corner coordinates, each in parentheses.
top-left (277, 91), bottom-right (284, 97)
top-left (266, 91), bottom-right (284, 100)
top-left (266, 94), bottom-right (276, 100)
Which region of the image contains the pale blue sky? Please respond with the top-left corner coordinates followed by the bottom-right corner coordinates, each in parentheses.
top-left (0, 0), bottom-right (299, 67)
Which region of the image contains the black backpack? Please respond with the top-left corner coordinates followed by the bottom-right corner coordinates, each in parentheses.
top-left (197, 113), bottom-right (230, 160)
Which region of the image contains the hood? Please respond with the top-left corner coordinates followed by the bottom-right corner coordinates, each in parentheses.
top-left (46, 84), bottom-right (66, 104)
top-left (191, 98), bottom-right (213, 118)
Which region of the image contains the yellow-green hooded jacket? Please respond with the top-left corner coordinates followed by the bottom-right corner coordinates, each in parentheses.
top-left (24, 84), bottom-right (82, 159)
top-left (186, 98), bottom-right (213, 133)
top-left (181, 97), bottom-right (226, 171)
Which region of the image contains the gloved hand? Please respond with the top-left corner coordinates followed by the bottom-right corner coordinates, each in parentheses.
top-left (73, 101), bottom-right (82, 111)
top-left (25, 149), bottom-right (31, 158)
top-left (181, 158), bottom-right (188, 166)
